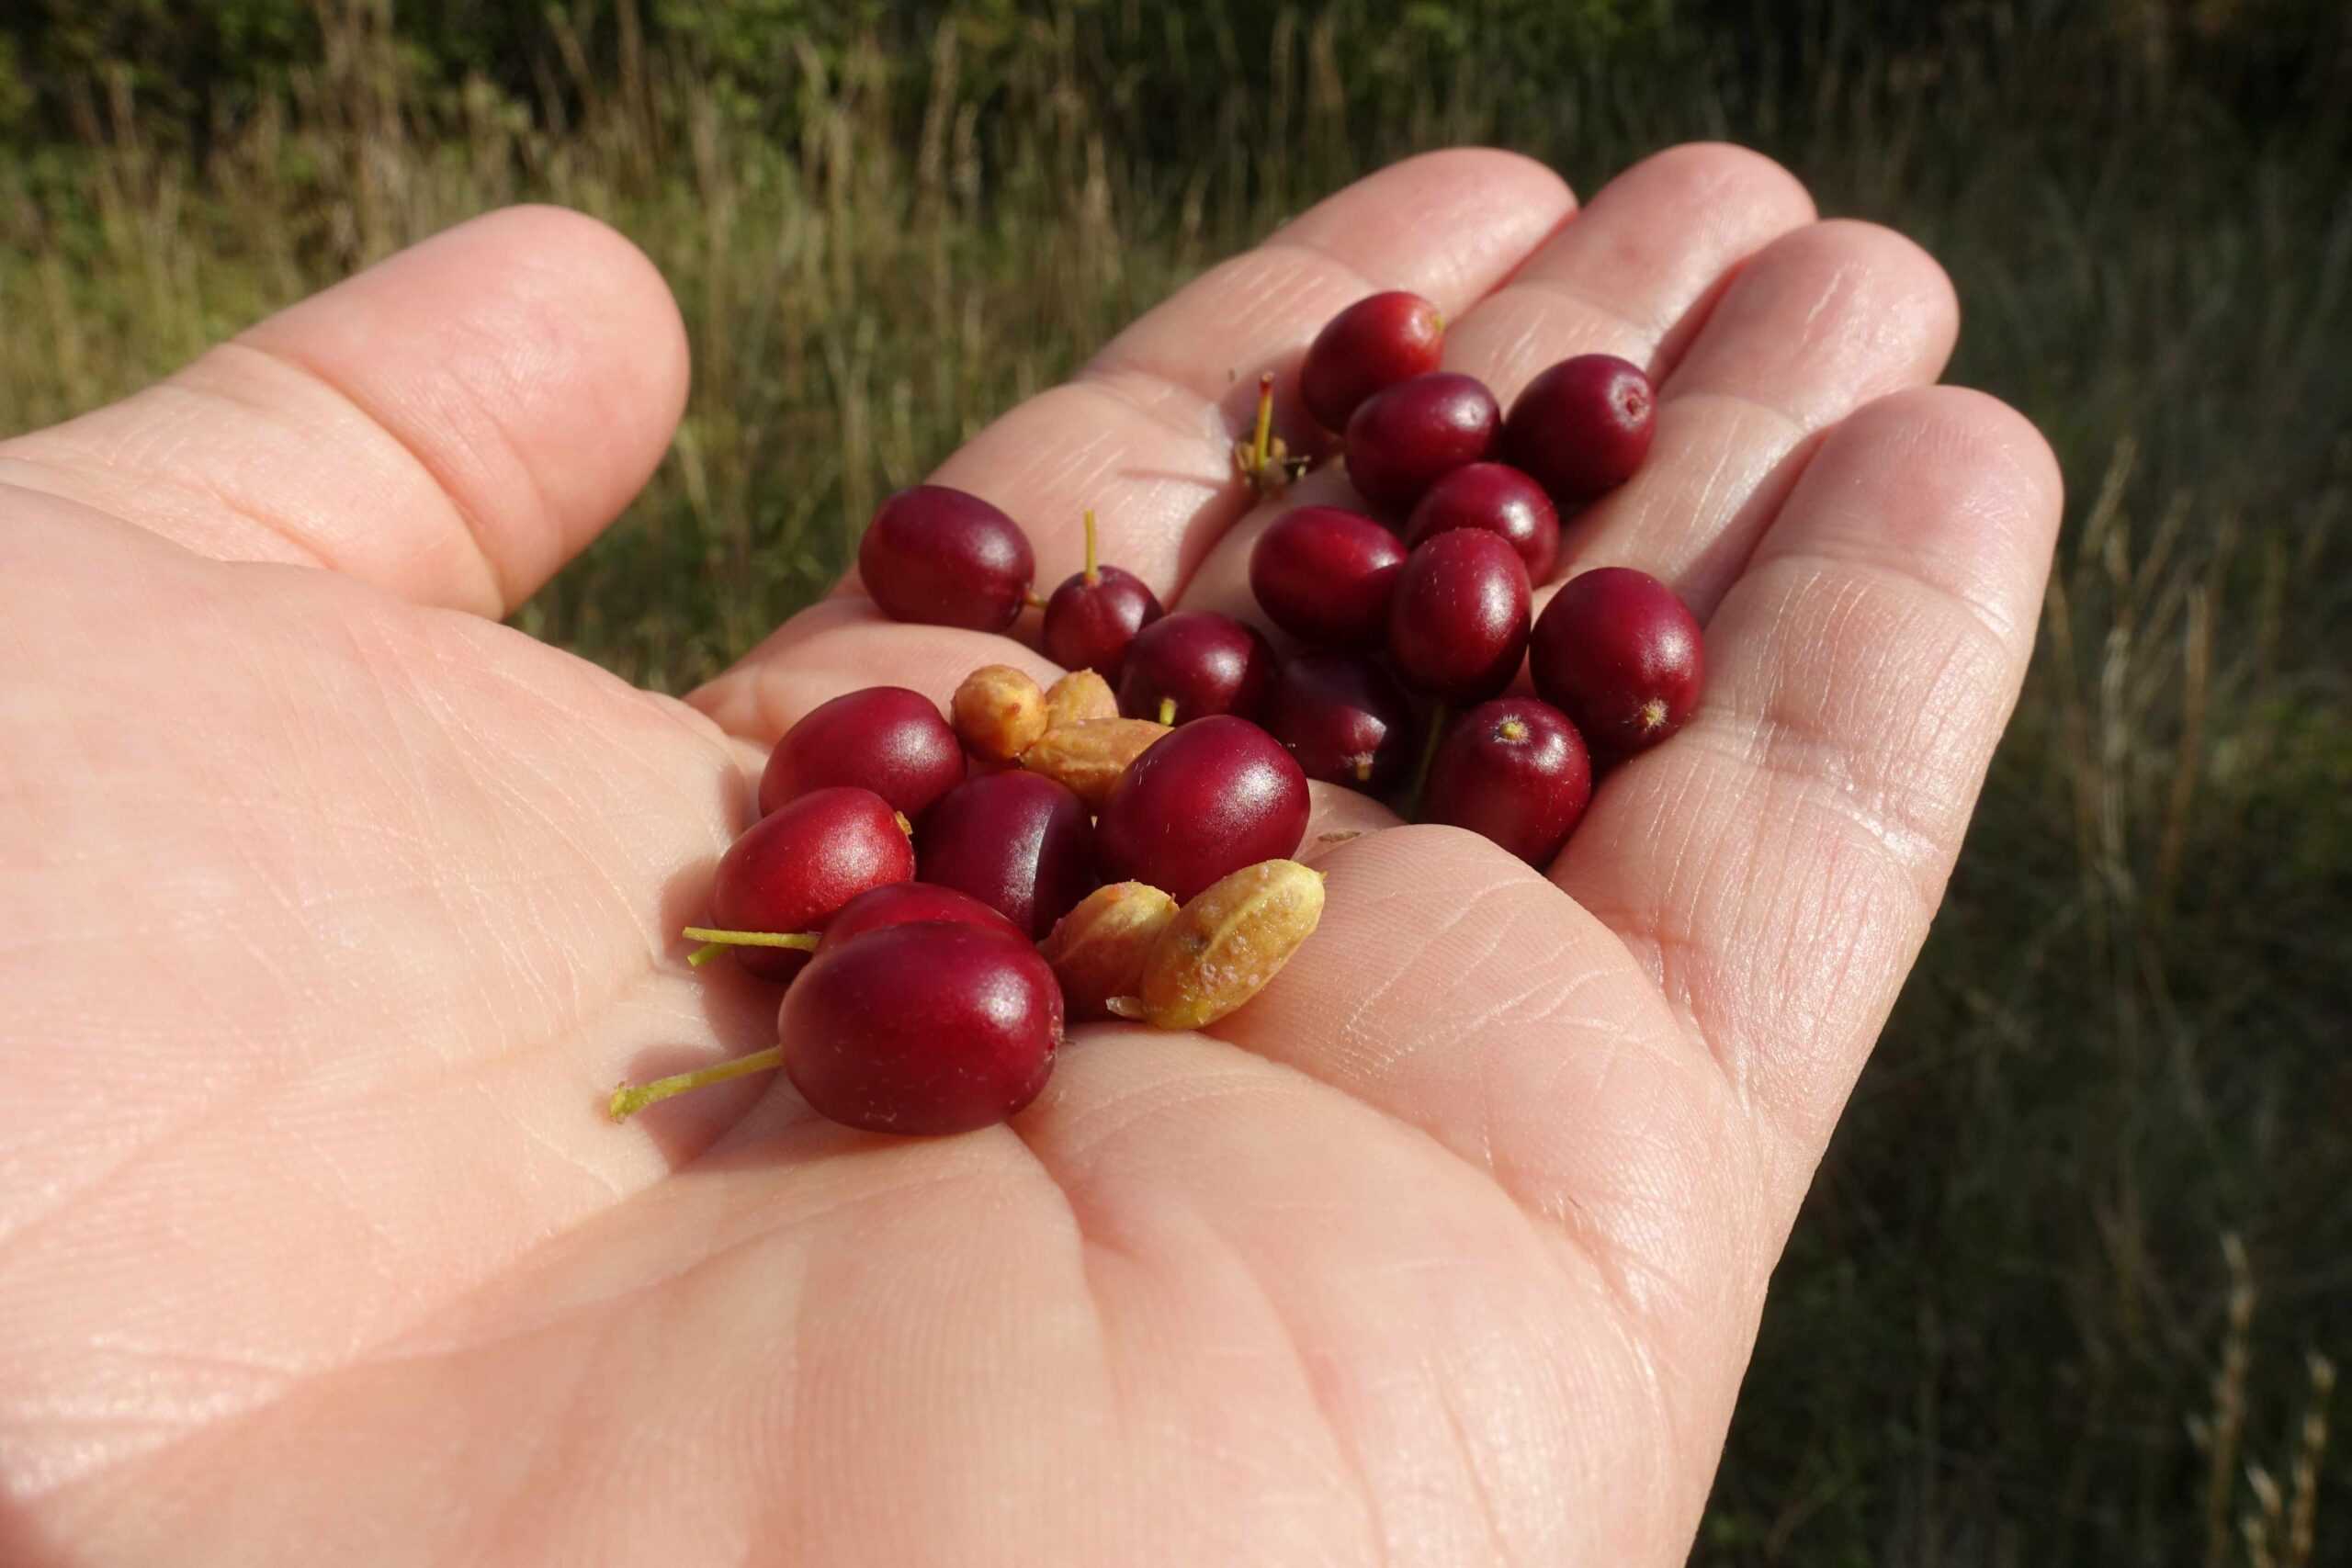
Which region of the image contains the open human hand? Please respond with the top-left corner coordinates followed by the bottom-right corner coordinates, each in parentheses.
top-left (0, 146), bottom-right (2060, 1565)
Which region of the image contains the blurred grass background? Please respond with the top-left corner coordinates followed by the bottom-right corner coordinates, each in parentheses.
top-left (3, 0), bottom-right (2347, 1560)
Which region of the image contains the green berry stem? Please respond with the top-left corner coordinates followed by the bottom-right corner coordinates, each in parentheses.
top-left (1082, 508), bottom-right (1100, 585)
top-left (682, 926), bottom-right (820, 969)
top-left (1157, 696), bottom-right (1178, 727)
top-left (609, 1046), bottom-right (784, 1121)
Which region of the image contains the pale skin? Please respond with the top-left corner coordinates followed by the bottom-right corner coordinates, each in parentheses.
top-left (0, 147), bottom-right (2061, 1564)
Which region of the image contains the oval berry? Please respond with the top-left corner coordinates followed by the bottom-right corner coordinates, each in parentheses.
top-left (1403, 461), bottom-right (1561, 583)
top-left (781, 920), bottom-right (1061, 1135)
top-left (1420, 697), bottom-right (1593, 863)
top-left (1096, 716), bottom-right (1310, 904)
top-left (1385, 528), bottom-right (1532, 705)
top-left (858, 485), bottom-right (1035, 632)
top-left (710, 786), bottom-right (914, 982)
top-left (759, 686), bottom-right (965, 818)
top-left (1300, 291), bottom-right (1445, 432)
top-left (1343, 371), bottom-right (1500, 515)
top-left (1116, 610), bottom-right (1276, 725)
top-left (1043, 563), bottom-right (1163, 681)
top-left (1262, 650), bottom-right (1417, 792)
top-left (1501, 355), bottom-right (1657, 506)
top-left (1528, 566), bottom-right (1704, 757)
top-left (917, 770), bottom-right (1099, 939)
top-left (1248, 505), bottom-right (1407, 649)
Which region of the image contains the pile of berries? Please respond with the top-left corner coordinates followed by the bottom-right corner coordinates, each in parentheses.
top-left (609, 289), bottom-right (1704, 1140)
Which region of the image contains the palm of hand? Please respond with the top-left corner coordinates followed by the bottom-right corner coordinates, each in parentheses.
top-left (0, 149), bottom-right (2059, 1566)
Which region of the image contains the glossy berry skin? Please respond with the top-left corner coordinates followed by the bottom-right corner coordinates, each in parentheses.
top-left (1501, 355), bottom-right (1657, 506)
top-left (1248, 506), bottom-right (1408, 649)
top-left (917, 770), bottom-right (1099, 939)
top-left (858, 485), bottom-right (1036, 632)
top-left (813, 881), bottom-right (1023, 954)
top-left (1528, 566), bottom-right (1705, 757)
top-left (1262, 650), bottom-right (1417, 792)
top-left (1343, 371), bottom-right (1500, 515)
top-left (1420, 697), bottom-right (1593, 864)
top-left (1042, 565), bottom-right (1163, 681)
top-left (780, 921), bottom-right (1062, 1136)
top-left (758, 686), bottom-right (965, 818)
top-left (1404, 462), bottom-right (1561, 583)
top-left (1116, 611), bottom-right (1275, 725)
top-left (1385, 528), bottom-right (1532, 705)
top-left (1300, 291), bottom-right (1445, 433)
top-left (710, 786), bottom-right (914, 981)
top-left (1096, 716), bottom-right (1310, 904)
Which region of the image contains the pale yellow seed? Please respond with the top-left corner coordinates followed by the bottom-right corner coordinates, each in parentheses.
top-left (1020, 717), bottom-right (1170, 810)
top-left (1040, 882), bottom-right (1180, 1021)
top-left (1043, 669), bottom-right (1119, 728)
top-left (1126, 860), bottom-right (1325, 1030)
top-left (952, 664), bottom-right (1049, 762)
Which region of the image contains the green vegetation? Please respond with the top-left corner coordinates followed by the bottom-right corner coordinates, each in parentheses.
top-left (2, 2), bottom-right (2346, 1559)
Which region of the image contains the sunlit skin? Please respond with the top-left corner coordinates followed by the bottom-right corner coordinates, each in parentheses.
top-left (0, 146), bottom-right (2058, 1563)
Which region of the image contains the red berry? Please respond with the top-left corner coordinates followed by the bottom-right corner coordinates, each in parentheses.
top-left (758, 686), bottom-right (965, 818)
top-left (1385, 528), bottom-right (1532, 705)
top-left (917, 770), bottom-right (1099, 938)
top-left (1262, 650), bottom-right (1417, 792)
top-left (1299, 290), bottom-right (1445, 433)
top-left (1041, 509), bottom-right (1163, 680)
top-left (1116, 611), bottom-right (1275, 725)
top-left (1403, 462), bottom-right (1561, 583)
top-left (1096, 716), bottom-right (1310, 904)
top-left (1528, 567), bottom-right (1705, 756)
top-left (1343, 371), bottom-right (1500, 515)
top-left (813, 881), bottom-right (1023, 953)
top-left (710, 786), bottom-right (914, 981)
top-left (1248, 506), bottom-right (1407, 649)
top-left (1420, 697), bottom-right (1593, 863)
top-left (1501, 355), bottom-right (1657, 506)
top-left (780, 921), bottom-right (1061, 1135)
top-left (1043, 564), bottom-right (1162, 680)
top-left (858, 485), bottom-right (1035, 631)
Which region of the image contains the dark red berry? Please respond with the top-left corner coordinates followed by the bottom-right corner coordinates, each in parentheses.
top-left (1041, 509), bottom-right (1163, 680)
top-left (1096, 716), bottom-right (1310, 904)
top-left (1248, 506), bottom-right (1408, 649)
top-left (1403, 462), bottom-right (1561, 583)
top-left (1385, 528), bottom-right (1532, 705)
top-left (858, 485), bottom-right (1035, 632)
top-left (1528, 567), bottom-right (1705, 757)
top-left (1116, 611), bottom-right (1275, 725)
top-left (780, 921), bottom-right (1061, 1135)
top-left (1300, 291), bottom-right (1445, 433)
top-left (1043, 563), bottom-right (1162, 680)
top-left (1501, 355), bottom-right (1657, 506)
top-left (813, 881), bottom-right (1023, 954)
top-left (917, 770), bottom-right (1098, 939)
top-left (710, 786), bottom-right (914, 981)
top-left (1420, 697), bottom-right (1593, 863)
top-left (1343, 372), bottom-right (1500, 515)
top-left (1262, 650), bottom-right (1417, 792)
top-left (759, 686), bottom-right (965, 818)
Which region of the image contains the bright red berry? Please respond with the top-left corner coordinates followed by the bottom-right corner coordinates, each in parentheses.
top-left (1300, 291), bottom-right (1445, 433)
top-left (1248, 506), bottom-right (1408, 649)
top-left (1501, 355), bottom-right (1657, 507)
top-left (1420, 697), bottom-right (1593, 863)
top-left (1527, 567), bottom-right (1704, 757)
top-left (858, 485), bottom-right (1035, 631)
top-left (758, 686), bottom-right (965, 818)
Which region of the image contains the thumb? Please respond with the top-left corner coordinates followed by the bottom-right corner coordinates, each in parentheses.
top-left (0, 204), bottom-right (688, 617)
